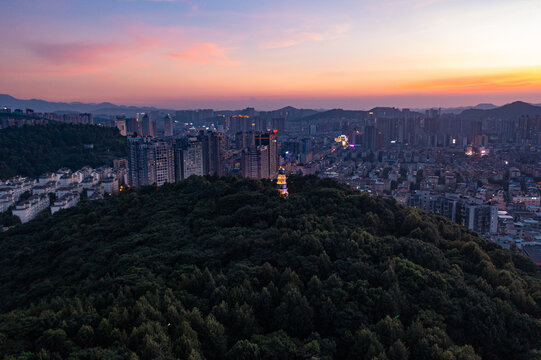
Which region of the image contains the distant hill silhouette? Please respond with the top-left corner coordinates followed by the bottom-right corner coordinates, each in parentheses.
top-left (303, 109), bottom-right (369, 121)
top-left (0, 94), bottom-right (320, 118)
top-left (437, 103), bottom-right (498, 114)
top-left (303, 107), bottom-right (424, 121)
top-left (460, 101), bottom-right (541, 120)
top-left (264, 106), bottom-right (320, 119)
top-left (2, 94), bottom-right (540, 119)
top-left (0, 94), bottom-right (171, 116)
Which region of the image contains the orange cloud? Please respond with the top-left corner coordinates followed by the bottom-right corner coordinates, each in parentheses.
top-left (400, 68), bottom-right (541, 93)
top-left (168, 42), bottom-right (238, 66)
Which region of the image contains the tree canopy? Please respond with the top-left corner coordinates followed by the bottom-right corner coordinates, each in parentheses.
top-left (0, 175), bottom-right (539, 359)
top-left (0, 124), bottom-right (127, 179)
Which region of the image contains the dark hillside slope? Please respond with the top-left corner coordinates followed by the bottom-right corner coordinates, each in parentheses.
top-left (0, 176), bottom-right (539, 360)
top-left (0, 124), bottom-right (127, 179)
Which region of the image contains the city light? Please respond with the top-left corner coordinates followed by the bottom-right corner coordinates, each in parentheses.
top-left (334, 135), bottom-right (349, 147)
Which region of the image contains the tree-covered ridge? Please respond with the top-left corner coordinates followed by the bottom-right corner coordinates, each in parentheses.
top-left (0, 124), bottom-right (127, 179)
top-left (0, 175), bottom-right (539, 360)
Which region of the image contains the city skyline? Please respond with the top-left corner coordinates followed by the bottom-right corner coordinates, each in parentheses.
top-left (2, 0), bottom-right (541, 110)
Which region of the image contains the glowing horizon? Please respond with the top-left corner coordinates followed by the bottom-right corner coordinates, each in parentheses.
top-left (1, 0), bottom-right (541, 110)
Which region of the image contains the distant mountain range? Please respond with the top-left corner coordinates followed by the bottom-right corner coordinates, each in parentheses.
top-left (0, 94), bottom-right (174, 117)
top-left (0, 94), bottom-right (319, 119)
top-left (436, 103), bottom-right (499, 114)
top-left (302, 109), bottom-right (369, 121)
top-left (459, 101), bottom-right (541, 120)
top-left (303, 101), bottom-right (541, 122)
top-left (1, 94), bottom-right (541, 119)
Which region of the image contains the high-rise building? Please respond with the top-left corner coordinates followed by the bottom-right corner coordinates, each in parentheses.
top-left (164, 114), bottom-right (174, 137)
top-left (229, 115), bottom-right (252, 133)
top-left (183, 141), bottom-right (203, 179)
top-left (115, 116), bottom-right (127, 136)
top-left (174, 139), bottom-right (204, 181)
top-left (242, 145), bottom-right (270, 179)
top-left (128, 137), bottom-right (175, 187)
top-left (234, 131), bottom-right (255, 150)
top-left (141, 113), bottom-right (157, 138)
top-left (408, 191), bottom-right (459, 221)
top-left (272, 118), bottom-right (286, 135)
top-left (153, 140), bottom-right (175, 186)
top-left (199, 131), bottom-right (226, 176)
top-left (252, 116), bottom-right (267, 132)
top-left (460, 200), bottom-right (498, 235)
top-left (125, 117), bottom-right (140, 136)
top-left (408, 192), bottom-right (498, 236)
top-left (364, 125), bottom-right (377, 150)
top-left (255, 131), bottom-right (279, 176)
top-left (80, 113), bottom-right (94, 125)
top-left (128, 137), bottom-right (153, 187)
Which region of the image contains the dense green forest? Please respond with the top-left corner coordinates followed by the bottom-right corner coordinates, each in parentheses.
top-left (0, 175), bottom-right (540, 359)
top-left (0, 124), bottom-right (127, 179)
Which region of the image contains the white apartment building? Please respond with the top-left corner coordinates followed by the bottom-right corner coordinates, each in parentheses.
top-left (56, 184), bottom-right (83, 199)
top-left (38, 172), bottom-right (58, 185)
top-left (32, 181), bottom-right (58, 195)
top-left (86, 185), bottom-right (103, 198)
top-left (0, 194), bottom-right (15, 213)
top-left (12, 194), bottom-right (50, 223)
top-left (101, 177), bottom-right (119, 194)
top-left (59, 173), bottom-right (77, 186)
top-left (51, 193), bottom-right (79, 214)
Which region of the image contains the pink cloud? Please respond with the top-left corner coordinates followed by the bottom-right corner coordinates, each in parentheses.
top-left (168, 42), bottom-right (238, 66)
top-left (15, 33), bottom-right (160, 76)
top-left (28, 42), bottom-right (121, 65)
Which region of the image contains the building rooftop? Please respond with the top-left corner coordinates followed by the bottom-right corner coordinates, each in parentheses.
top-left (523, 245), bottom-right (541, 266)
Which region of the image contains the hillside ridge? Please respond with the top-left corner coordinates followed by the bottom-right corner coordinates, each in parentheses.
top-left (0, 175), bottom-right (539, 359)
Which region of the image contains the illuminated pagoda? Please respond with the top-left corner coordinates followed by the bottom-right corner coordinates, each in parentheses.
top-left (276, 167), bottom-right (288, 197)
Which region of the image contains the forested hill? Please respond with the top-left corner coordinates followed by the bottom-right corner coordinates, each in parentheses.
top-left (0, 124), bottom-right (127, 179)
top-left (0, 176), bottom-right (540, 360)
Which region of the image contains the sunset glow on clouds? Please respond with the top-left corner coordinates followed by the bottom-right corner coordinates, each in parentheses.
top-left (1, 0), bottom-right (541, 109)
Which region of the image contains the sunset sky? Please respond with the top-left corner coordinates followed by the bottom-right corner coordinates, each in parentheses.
top-left (1, 0), bottom-right (541, 110)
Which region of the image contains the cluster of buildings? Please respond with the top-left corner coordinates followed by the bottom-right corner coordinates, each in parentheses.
top-left (331, 106), bottom-right (541, 151)
top-left (0, 107), bottom-right (93, 128)
top-left (127, 130), bottom-right (280, 186)
top-left (3, 102), bottom-right (541, 265)
top-left (0, 162), bottom-right (127, 225)
top-left (407, 191), bottom-right (498, 235)
top-left (118, 105), bottom-right (541, 267)
top-left (115, 113), bottom-right (173, 138)
top-left (313, 138), bottom-right (541, 266)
